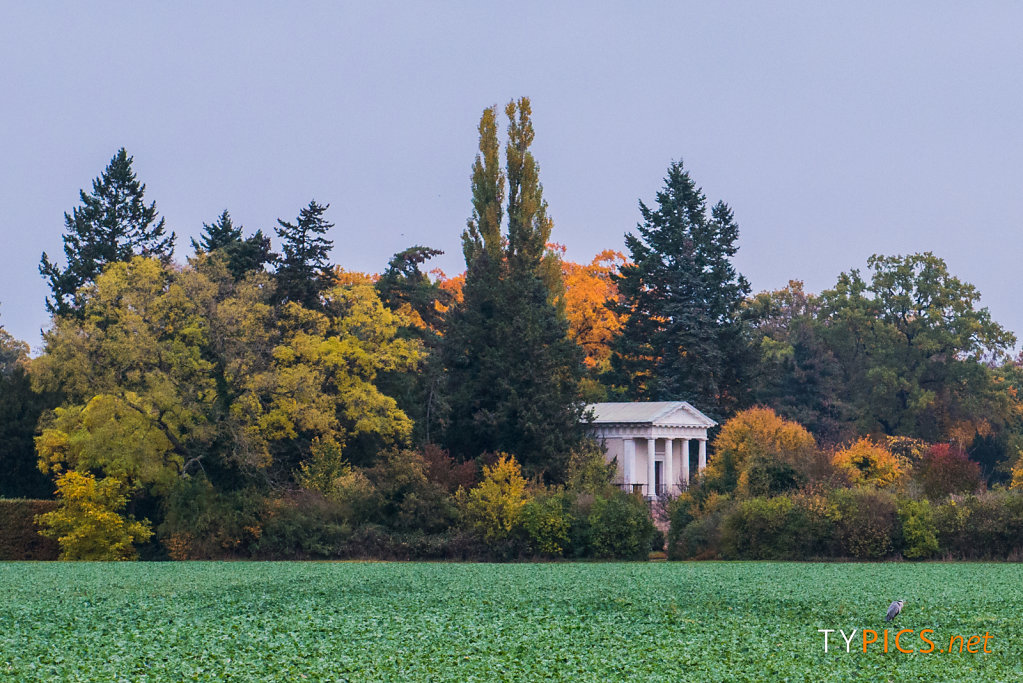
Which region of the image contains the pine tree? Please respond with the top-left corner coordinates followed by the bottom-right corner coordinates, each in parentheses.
top-left (273, 201), bottom-right (334, 309)
top-left (192, 210), bottom-right (274, 279)
top-left (612, 160), bottom-right (752, 419)
top-left (39, 148), bottom-right (175, 317)
top-left (443, 98), bottom-right (585, 481)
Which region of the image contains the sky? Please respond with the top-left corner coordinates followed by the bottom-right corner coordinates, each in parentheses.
top-left (2, 3), bottom-right (1021, 352)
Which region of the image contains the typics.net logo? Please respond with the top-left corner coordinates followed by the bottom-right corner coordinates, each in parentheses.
top-left (818, 629), bottom-right (995, 655)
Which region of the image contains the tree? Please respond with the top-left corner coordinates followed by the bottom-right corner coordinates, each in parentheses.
top-left (32, 256), bottom-right (421, 556)
top-left (0, 310), bottom-right (55, 498)
top-left (375, 246), bottom-right (452, 445)
top-left (40, 148), bottom-right (175, 317)
top-left (274, 200), bottom-right (335, 309)
top-left (704, 407), bottom-right (821, 496)
top-left (745, 281), bottom-right (855, 443)
top-left (191, 210), bottom-right (273, 279)
top-left (819, 253), bottom-right (1015, 441)
top-left (612, 159), bottom-right (752, 418)
top-left (831, 438), bottom-right (908, 489)
top-left (560, 248), bottom-right (628, 375)
top-left (442, 99), bottom-right (586, 481)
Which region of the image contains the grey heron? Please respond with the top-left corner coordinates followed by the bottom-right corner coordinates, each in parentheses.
top-left (885, 600), bottom-right (905, 622)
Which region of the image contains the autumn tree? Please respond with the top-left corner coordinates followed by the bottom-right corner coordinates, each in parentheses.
top-left (831, 438), bottom-right (908, 489)
top-left (33, 256), bottom-right (421, 556)
top-left (274, 200), bottom-right (335, 310)
top-left (39, 148), bottom-right (175, 317)
top-left (704, 407), bottom-right (822, 496)
top-left (442, 99), bottom-right (585, 481)
top-left (612, 159), bottom-right (752, 418)
top-left (191, 210), bottom-right (273, 279)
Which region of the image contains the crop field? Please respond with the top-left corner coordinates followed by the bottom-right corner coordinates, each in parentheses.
top-left (1, 562), bottom-right (1022, 681)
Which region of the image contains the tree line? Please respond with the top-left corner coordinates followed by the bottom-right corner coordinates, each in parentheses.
top-left (1, 96), bottom-right (1020, 560)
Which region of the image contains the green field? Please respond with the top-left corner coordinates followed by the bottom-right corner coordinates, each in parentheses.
top-left (1, 561), bottom-right (1021, 681)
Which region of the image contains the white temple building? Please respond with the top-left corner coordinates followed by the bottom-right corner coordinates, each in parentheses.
top-left (586, 402), bottom-right (717, 497)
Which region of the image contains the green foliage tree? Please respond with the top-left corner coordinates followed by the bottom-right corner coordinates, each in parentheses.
top-left (745, 281), bottom-right (854, 442)
top-left (191, 210), bottom-right (273, 279)
top-left (375, 246), bottom-right (452, 445)
top-left (819, 252), bottom-right (1015, 441)
top-left (274, 200), bottom-right (335, 310)
top-left (0, 310), bottom-right (55, 498)
top-left (611, 160), bottom-right (752, 418)
top-left (39, 148), bottom-right (175, 317)
top-left (442, 99), bottom-right (585, 480)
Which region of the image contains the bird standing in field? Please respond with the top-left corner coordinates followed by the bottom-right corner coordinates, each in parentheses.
top-left (885, 600), bottom-right (905, 622)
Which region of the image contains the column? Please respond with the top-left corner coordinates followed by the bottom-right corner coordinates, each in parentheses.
top-left (681, 439), bottom-right (690, 487)
top-left (664, 438), bottom-right (675, 496)
top-left (622, 437), bottom-right (635, 490)
top-left (698, 438), bottom-right (707, 472)
top-left (646, 438), bottom-right (656, 498)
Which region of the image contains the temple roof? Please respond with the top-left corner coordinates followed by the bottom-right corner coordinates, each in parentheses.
top-left (585, 401), bottom-right (717, 428)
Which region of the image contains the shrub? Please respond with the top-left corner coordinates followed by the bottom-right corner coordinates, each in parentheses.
top-left (158, 478), bottom-right (263, 559)
top-left (588, 491), bottom-right (655, 560)
top-left (917, 444), bottom-right (982, 499)
top-left (670, 512), bottom-right (725, 560)
top-left (457, 454), bottom-right (530, 543)
top-left (37, 471), bottom-right (152, 561)
top-left (256, 492), bottom-right (351, 559)
top-left (366, 448), bottom-right (456, 533)
top-left (419, 444), bottom-right (478, 492)
top-left (0, 499), bottom-right (59, 560)
top-left (832, 438), bottom-right (908, 490)
top-left (521, 492), bottom-right (572, 556)
top-left (666, 491), bottom-right (699, 555)
top-left (828, 487), bottom-right (898, 559)
top-left (897, 499), bottom-right (939, 559)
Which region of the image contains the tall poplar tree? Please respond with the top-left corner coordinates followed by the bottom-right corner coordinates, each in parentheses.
top-left (443, 98), bottom-right (584, 481)
top-left (273, 200), bottom-right (334, 309)
top-left (40, 148), bottom-right (175, 317)
top-left (611, 160), bottom-right (752, 419)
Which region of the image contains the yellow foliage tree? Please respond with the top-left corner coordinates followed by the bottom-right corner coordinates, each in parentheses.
top-left (831, 437), bottom-right (908, 489)
top-left (705, 407), bottom-right (820, 496)
top-left (37, 470), bottom-right (152, 560)
top-left (457, 453), bottom-right (530, 542)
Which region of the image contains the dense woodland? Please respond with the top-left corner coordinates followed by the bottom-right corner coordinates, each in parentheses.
top-left (3, 97), bottom-right (1023, 561)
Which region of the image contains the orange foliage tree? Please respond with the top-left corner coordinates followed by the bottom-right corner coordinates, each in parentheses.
top-left (558, 246), bottom-right (628, 373)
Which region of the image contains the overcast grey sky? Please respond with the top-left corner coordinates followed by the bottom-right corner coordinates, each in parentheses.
top-left (2, 2), bottom-right (1021, 350)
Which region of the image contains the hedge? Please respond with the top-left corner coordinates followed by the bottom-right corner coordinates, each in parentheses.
top-left (0, 499), bottom-right (59, 560)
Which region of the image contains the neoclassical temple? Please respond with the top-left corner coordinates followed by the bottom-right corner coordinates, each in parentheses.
top-left (585, 402), bottom-right (717, 497)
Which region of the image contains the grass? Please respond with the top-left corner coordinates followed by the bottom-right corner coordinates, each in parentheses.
top-left (2, 561), bottom-right (1022, 681)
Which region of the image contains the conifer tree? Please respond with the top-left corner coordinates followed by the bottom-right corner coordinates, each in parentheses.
top-left (273, 200), bottom-right (334, 309)
top-left (39, 148), bottom-right (175, 317)
top-left (443, 98), bottom-right (585, 481)
top-left (192, 210), bottom-right (273, 279)
top-left (612, 160), bottom-right (753, 418)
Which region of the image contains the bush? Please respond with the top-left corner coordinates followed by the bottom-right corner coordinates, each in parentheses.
top-left (829, 487), bottom-right (898, 559)
top-left (588, 491), bottom-right (655, 560)
top-left (158, 478), bottom-right (263, 559)
top-left (256, 492), bottom-right (351, 559)
top-left (0, 499), bottom-right (59, 560)
top-left (366, 448), bottom-right (457, 533)
top-left (521, 492), bottom-right (571, 556)
top-left (897, 499), bottom-right (939, 559)
top-left (670, 512), bottom-right (725, 560)
top-left (457, 454), bottom-right (530, 543)
top-left (37, 471), bottom-right (152, 561)
top-left (917, 444), bottom-right (982, 499)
